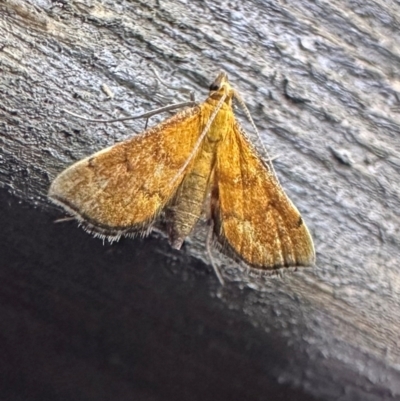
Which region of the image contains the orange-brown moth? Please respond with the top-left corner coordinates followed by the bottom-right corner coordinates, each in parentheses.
top-left (49, 72), bottom-right (315, 284)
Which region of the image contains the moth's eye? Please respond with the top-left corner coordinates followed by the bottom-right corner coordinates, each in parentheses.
top-left (209, 83), bottom-right (220, 91)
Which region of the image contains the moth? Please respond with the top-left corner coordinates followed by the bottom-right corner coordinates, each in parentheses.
top-left (49, 72), bottom-right (315, 284)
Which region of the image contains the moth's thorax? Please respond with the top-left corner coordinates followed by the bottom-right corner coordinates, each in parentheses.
top-left (202, 100), bottom-right (235, 143)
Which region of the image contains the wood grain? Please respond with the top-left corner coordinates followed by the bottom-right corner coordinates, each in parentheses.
top-left (0, 0), bottom-right (399, 400)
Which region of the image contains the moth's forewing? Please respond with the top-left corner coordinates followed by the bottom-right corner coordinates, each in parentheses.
top-left (212, 121), bottom-right (315, 269)
top-left (49, 107), bottom-right (202, 236)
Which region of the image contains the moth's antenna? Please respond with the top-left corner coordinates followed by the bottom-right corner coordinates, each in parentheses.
top-left (168, 93), bottom-right (227, 188)
top-left (62, 101), bottom-right (196, 124)
top-left (233, 90), bottom-right (280, 182)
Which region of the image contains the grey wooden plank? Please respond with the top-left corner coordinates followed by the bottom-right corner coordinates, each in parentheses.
top-left (0, 0), bottom-right (399, 400)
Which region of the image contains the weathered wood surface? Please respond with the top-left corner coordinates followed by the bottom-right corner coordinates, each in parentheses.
top-left (1, 0), bottom-right (399, 400)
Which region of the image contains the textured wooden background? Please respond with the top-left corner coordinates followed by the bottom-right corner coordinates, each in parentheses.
top-left (1, 0), bottom-right (399, 400)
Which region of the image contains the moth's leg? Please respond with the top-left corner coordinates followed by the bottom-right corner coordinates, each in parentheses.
top-left (149, 65), bottom-right (196, 102)
top-left (142, 68), bottom-right (196, 129)
top-left (53, 216), bottom-right (75, 224)
top-left (206, 219), bottom-right (225, 286)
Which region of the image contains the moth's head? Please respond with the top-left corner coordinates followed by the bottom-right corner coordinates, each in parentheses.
top-left (209, 71), bottom-right (234, 102)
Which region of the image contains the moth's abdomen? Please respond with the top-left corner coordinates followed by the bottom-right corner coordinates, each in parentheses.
top-left (166, 145), bottom-right (215, 249)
